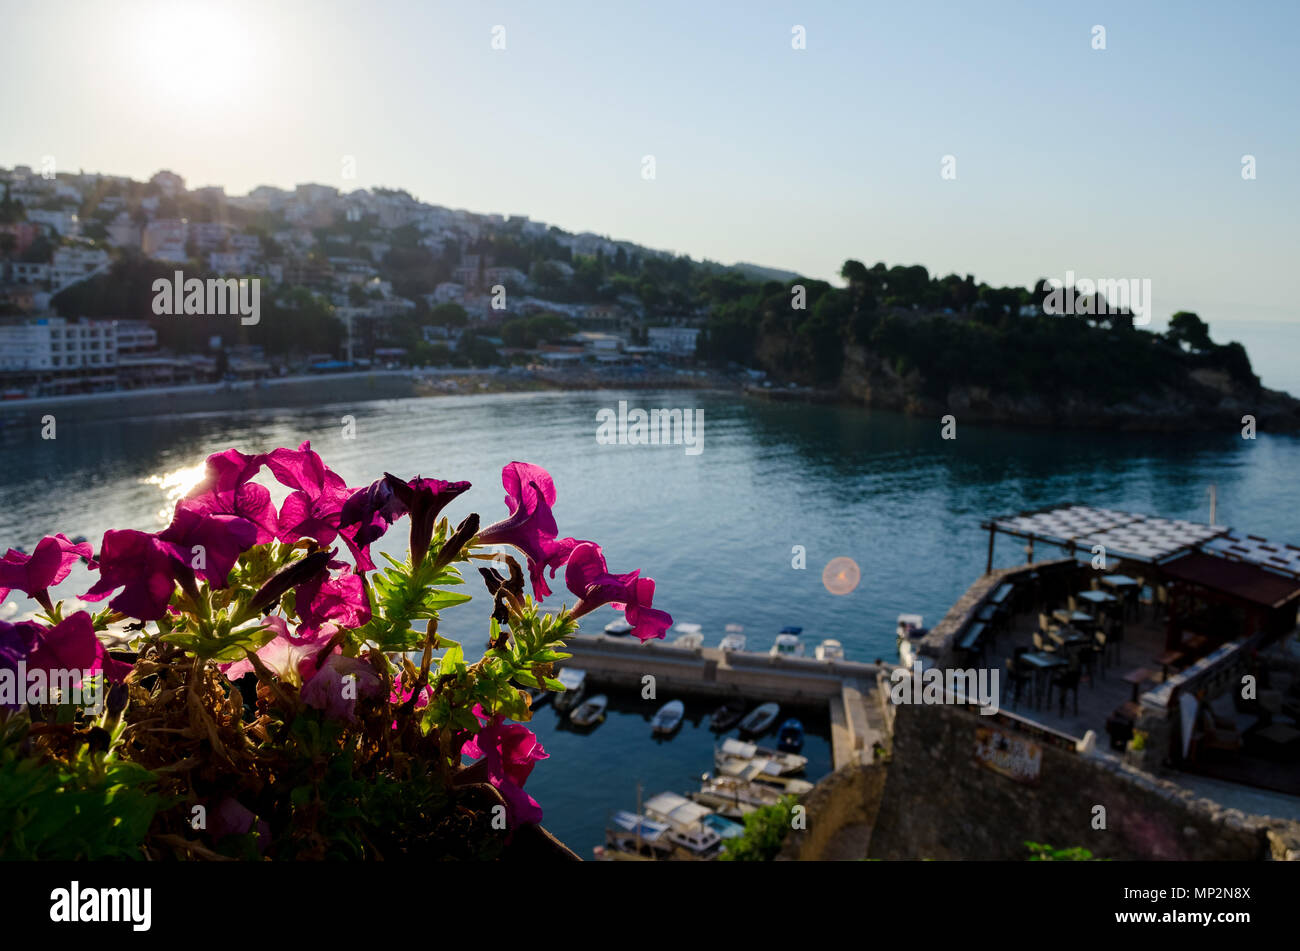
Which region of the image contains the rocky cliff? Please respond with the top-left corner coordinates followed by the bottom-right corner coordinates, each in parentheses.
top-left (839, 343), bottom-right (1300, 432)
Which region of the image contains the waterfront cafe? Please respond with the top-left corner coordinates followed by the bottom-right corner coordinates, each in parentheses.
top-left (968, 504), bottom-right (1300, 795)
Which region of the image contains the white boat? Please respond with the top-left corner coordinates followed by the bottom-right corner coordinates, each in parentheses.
top-left (769, 633), bottom-right (804, 658)
top-left (569, 693), bottom-right (607, 727)
top-left (738, 702), bottom-right (780, 736)
top-left (896, 613), bottom-right (926, 667)
top-left (605, 811), bottom-right (674, 859)
top-left (643, 791), bottom-right (723, 857)
top-left (672, 623), bottom-right (704, 649)
top-left (715, 758), bottom-right (814, 795)
top-left (603, 618), bottom-right (633, 636)
top-left (693, 774), bottom-right (785, 817)
top-left (815, 638), bottom-right (845, 661)
top-left (552, 667), bottom-right (587, 712)
top-left (718, 632), bottom-right (746, 652)
top-left (715, 736), bottom-right (807, 775)
top-left (651, 699), bottom-right (685, 735)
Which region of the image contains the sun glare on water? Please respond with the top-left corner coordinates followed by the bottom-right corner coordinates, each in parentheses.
top-left (142, 462), bottom-right (207, 525)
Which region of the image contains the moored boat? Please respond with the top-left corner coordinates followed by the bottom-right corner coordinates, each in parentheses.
top-left (703, 812), bottom-right (745, 839)
top-left (693, 773), bottom-right (785, 817)
top-left (569, 693), bottom-right (608, 727)
top-left (709, 701), bottom-right (746, 731)
top-left (651, 699), bottom-right (685, 735)
top-left (604, 618), bottom-right (633, 636)
top-left (643, 791), bottom-right (723, 858)
top-left (896, 613), bottom-right (926, 667)
top-left (718, 632), bottom-right (746, 652)
top-left (672, 622), bottom-right (704, 648)
top-left (769, 633), bottom-right (804, 658)
top-left (552, 667), bottom-right (587, 712)
top-left (815, 638), bottom-right (845, 661)
top-left (604, 811), bottom-right (674, 859)
top-left (715, 736), bottom-right (807, 775)
top-left (738, 701), bottom-right (780, 736)
top-left (777, 718), bottom-right (805, 754)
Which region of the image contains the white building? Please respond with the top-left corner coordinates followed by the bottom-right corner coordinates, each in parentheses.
top-left (8, 261), bottom-right (50, 285)
top-left (26, 208), bottom-right (80, 237)
top-left (50, 246), bottom-right (110, 287)
top-left (647, 326), bottom-right (700, 357)
top-left (0, 317), bottom-right (118, 371)
top-left (431, 282), bottom-right (464, 304)
top-left (142, 218), bottom-right (189, 261)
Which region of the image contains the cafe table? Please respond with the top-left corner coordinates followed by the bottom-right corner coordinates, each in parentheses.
top-left (1019, 651), bottom-right (1068, 708)
top-left (1053, 609), bottom-right (1094, 627)
top-left (1077, 589), bottom-right (1117, 605)
top-left (1101, 574), bottom-right (1141, 618)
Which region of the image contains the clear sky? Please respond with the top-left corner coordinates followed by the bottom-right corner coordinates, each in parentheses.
top-left (2, 0), bottom-right (1297, 326)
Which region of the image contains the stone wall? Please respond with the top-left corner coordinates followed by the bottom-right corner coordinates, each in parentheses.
top-left (777, 761), bottom-right (888, 861)
top-left (867, 699), bottom-right (1299, 861)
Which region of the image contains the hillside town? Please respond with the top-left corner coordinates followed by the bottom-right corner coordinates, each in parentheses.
top-left (0, 165), bottom-right (716, 397)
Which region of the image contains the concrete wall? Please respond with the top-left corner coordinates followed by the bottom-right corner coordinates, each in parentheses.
top-left (868, 699), bottom-right (1297, 860)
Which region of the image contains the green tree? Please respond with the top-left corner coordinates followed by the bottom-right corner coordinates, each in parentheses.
top-left (719, 795), bottom-right (797, 861)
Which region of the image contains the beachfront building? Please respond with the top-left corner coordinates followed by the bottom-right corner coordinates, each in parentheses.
top-left (647, 326), bottom-right (700, 358)
top-left (0, 316), bottom-right (123, 395)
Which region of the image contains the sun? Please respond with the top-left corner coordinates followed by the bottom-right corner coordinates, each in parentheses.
top-left (133, 1), bottom-right (258, 109)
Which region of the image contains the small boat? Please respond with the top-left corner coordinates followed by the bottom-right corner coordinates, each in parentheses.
top-left (703, 813), bottom-right (745, 840)
top-left (604, 618), bottom-right (633, 636)
top-left (769, 633), bottom-right (804, 658)
top-left (693, 773), bottom-right (784, 816)
top-left (605, 811), bottom-right (674, 859)
top-left (569, 693), bottom-right (608, 727)
top-left (718, 632), bottom-right (746, 652)
top-left (896, 613), bottom-right (926, 667)
top-left (651, 699), bottom-right (685, 735)
top-left (709, 701), bottom-right (746, 731)
top-left (815, 638), bottom-right (845, 661)
top-left (672, 623), bottom-right (704, 649)
top-left (643, 792), bottom-right (723, 858)
top-left (715, 737), bottom-right (807, 775)
top-left (552, 667), bottom-right (587, 712)
top-left (738, 702), bottom-right (780, 736)
top-left (777, 718), bottom-right (805, 754)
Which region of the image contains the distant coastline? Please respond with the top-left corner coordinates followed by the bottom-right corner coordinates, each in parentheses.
top-left (4, 363), bottom-right (1299, 434)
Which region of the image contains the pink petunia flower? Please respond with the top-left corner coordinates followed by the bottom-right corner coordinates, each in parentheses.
top-left (476, 462), bottom-right (578, 600)
top-left (564, 542), bottom-right (672, 642)
top-left (0, 534), bottom-right (93, 610)
top-left (460, 703), bottom-right (549, 826)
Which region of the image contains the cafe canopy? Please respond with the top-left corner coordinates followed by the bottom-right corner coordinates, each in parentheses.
top-left (983, 504), bottom-right (1300, 580)
top-left (982, 504), bottom-right (1228, 567)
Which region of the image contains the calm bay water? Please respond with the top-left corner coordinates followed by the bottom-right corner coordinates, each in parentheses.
top-left (3, 388), bottom-right (1300, 851)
